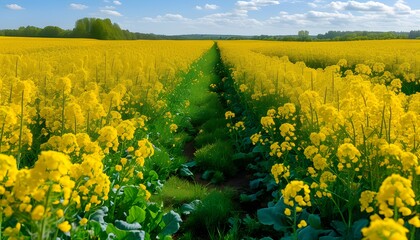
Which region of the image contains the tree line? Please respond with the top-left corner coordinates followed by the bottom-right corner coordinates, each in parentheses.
top-left (0, 18), bottom-right (162, 40)
top-left (0, 18), bottom-right (419, 41)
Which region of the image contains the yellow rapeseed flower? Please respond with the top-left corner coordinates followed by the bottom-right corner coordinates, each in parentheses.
top-left (361, 218), bottom-right (408, 240)
top-left (58, 221), bottom-right (71, 233)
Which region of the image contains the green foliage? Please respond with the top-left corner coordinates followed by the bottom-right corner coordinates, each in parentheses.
top-left (194, 140), bottom-right (236, 176)
top-left (153, 176), bottom-right (209, 207)
top-left (185, 190), bottom-right (235, 237)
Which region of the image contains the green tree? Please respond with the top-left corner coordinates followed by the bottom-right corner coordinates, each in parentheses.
top-left (298, 30), bottom-right (310, 40)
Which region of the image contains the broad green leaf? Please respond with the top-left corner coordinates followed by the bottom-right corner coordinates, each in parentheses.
top-left (257, 201), bottom-right (289, 232)
top-left (308, 214), bottom-right (322, 229)
top-left (160, 210), bottom-right (182, 236)
top-left (106, 223), bottom-right (127, 239)
top-left (297, 226), bottom-right (320, 240)
top-left (249, 178), bottom-right (263, 189)
top-left (127, 206), bottom-right (146, 224)
top-left (331, 221), bottom-right (347, 236)
top-left (352, 219), bottom-right (369, 239)
top-left (201, 170), bottom-right (215, 180)
top-left (252, 145), bottom-right (266, 153)
top-left (179, 166), bottom-right (194, 177)
top-left (115, 220), bottom-right (141, 230)
top-left (180, 200), bottom-right (201, 215)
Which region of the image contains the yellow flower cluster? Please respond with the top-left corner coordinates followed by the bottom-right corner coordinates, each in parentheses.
top-left (219, 40), bottom-right (420, 237)
top-left (0, 151), bottom-right (109, 237)
top-left (336, 143), bottom-right (362, 171)
top-left (97, 126), bottom-right (119, 154)
top-left (282, 181), bottom-right (311, 215)
top-left (225, 111), bottom-right (235, 119)
top-left (362, 218), bottom-right (408, 240)
top-left (271, 163), bottom-right (290, 184)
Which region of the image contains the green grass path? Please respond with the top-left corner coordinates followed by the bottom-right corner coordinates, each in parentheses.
top-left (154, 43), bottom-right (245, 239)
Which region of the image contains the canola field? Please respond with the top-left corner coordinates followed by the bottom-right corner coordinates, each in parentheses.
top-left (219, 40), bottom-right (420, 239)
top-left (0, 37), bottom-right (419, 239)
top-left (0, 37), bottom-right (213, 239)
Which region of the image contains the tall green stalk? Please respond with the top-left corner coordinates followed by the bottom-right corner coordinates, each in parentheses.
top-left (17, 90), bottom-right (24, 168)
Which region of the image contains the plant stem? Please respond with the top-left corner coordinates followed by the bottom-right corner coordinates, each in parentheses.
top-left (0, 122), bottom-right (5, 152)
top-left (61, 87), bottom-right (66, 136)
top-left (330, 195), bottom-right (347, 227)
top-left (0, 211), bottom-right (3, 240)
top-left (17, 90), bottom-right (24, 168)
top-left (293, 205), bottom-right (298, 240)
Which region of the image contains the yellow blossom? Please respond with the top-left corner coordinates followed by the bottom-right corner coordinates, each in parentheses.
top-left (362, 218), bottom-right (408, 240)
top-left (58, 221), bottom-right (71, 233)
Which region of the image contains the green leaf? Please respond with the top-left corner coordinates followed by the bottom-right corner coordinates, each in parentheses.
top-left (126, 230), bottom-right (146, 240)
top-left (121, 186), bottom-right (140, 205)
top-left (240, 190), bottom-right (263, 202)
top-left (257, 201), bottom-right (289, 232)
top-left (201, 170), bottom-right (215, 180)
top-left (90, 206), bottom-right (109, 231)
top-left (127, 206), bottom-right (146, 224)
top-left (88, 220), bottom-right (105, 237)
top-left (115, 220), bottom-right (141, 231)
top-left (308, 214), bottom-right (322, 229)
top-left (252, 145), bottom-right (266, 153)
top-left (331, 221), bottom-right (347, 236)
top-left (297, 226), bottom-right (320, 240)
top-left (106, 223), bottom-right (127, 239)
top-left (179, 166), bottom-right (194, 177)
top-left (352, 219), bottom-right (369, 239)
top-left (160, 210), bottom-right (182, 236)
top-left (232, 152), bottom-right (255, 160)
top-left (249, 178), bottom-right (263, 189)
top-left (180, 200), bottom-right (201, 215)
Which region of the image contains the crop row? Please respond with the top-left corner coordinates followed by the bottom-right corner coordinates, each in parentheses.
top-left (218, 40), bottom-right (420, 239)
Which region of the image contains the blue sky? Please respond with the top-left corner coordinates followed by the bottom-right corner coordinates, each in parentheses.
top-left (1, 0), bottom-right (419, 35)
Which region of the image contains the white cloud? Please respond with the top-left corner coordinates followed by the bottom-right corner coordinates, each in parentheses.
top-left (205, 4), bottom-right (219, 10)
top-left (70, 3), bottom-right (88, 10)
top-left (329, 1), bottom-right (393, 13)
top-left (236, 0), bottom-right (280, 11)
top-left (139, 0), bottom-right (420, 35)
top-left (113, 0), bottom-right (122, 5)
top-left (6, 3), bottom-right (23, 10)
top-left (104, 6), bottom-right (116, 9)
top-left (100, 9), bottom-right (123, 16)
top-left (196, 4), bottom-right (220, 10)
top-left (143, 13), bottom-right (190, 23)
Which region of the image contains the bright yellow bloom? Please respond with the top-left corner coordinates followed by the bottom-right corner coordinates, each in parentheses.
top-left (280, 123), bottom-right (295, 137)
top-left (115, 165), bottom-right (123, 172)
top-left (56, 209), bottom-right (64, 218)
top-left (376, 174), bottom-right (415, 219)
top-left (225, 111), bottom-right (235, 119)
top-left (250, 133), bottom-right (261, 145)
top-left (297, 220), bottom-right (307, 228)
top-left (261, 116), bottom-right (275, 129)
top-left (80, 218), bottom-right (88, 226)
top-left (269, 142), bottom-right (282, 158)
top-left (362, 218), bottom-right (408, 240)
top-left (360, 190), bottom-right (376, 213)
top-left (31, 205), bottom-right (45, 221)
top-left (135, 139), bottom-right (154, 158)
top-left (58, 221), bottom-right (72, 233)
top-left (169, 123), bottom-right (178, 133)
top-left (408, 216), bottom-right (420, 228)
top-left (282, 181), bottom-right (311, 208)
top-left (271, 163), bottom-right (290, 183)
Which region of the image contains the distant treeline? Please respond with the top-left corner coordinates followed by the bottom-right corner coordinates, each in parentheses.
top-left (316, 30), bottom-right (419, 40)
top-left (0, 17), bottom-right (419, 41)
top-left (0, 18), bottom-right (163, 40)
